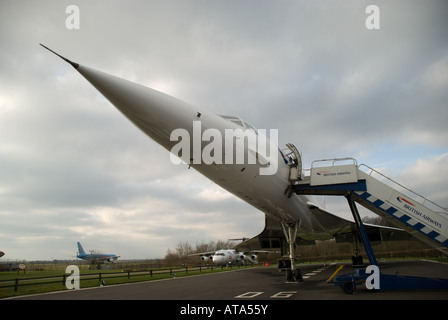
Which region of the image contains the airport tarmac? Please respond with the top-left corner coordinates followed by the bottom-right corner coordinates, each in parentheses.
top-left (9, 259), bottom-right (448, 301)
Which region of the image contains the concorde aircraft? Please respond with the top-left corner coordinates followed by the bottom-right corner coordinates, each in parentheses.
top-left (41, 44), bottom-right (405, 281)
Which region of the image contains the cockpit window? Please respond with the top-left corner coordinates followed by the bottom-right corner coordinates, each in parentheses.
top-left (219, 115), bottom-right (244, 127)
top-left (219, 115), bottom-right (258, 135)
top-left (243, 121), bottom-right (257, 133)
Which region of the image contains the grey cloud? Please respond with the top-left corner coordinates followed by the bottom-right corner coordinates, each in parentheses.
top-left (0, 1), bottom-right (447, 259)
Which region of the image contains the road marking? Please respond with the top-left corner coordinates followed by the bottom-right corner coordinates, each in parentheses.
top-left (302, 266), bottom-right (328, 279)
top-left (234, 292), bottom-right (264, 299)
top-left (270, 291), bottom-right (297, 299)
top-left (235, 291), bottom-right (297, 299)
top-left (236, 266), bottom-right (329, 298)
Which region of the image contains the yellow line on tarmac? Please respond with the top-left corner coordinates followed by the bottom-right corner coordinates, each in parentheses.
top-left (327, 265), bottom-right (344, 282)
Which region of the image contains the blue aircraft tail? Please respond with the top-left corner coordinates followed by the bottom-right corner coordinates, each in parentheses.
top-left (77, 242), bottom-right (86, 256)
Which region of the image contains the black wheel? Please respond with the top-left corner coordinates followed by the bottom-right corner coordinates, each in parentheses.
top-left (342, 281), bottom-right (354, 294)
top-left (352, 255), bottom-right (363, 267)
top-left (294, 269), bottom-right (303, 282)
top-left (286, 269), bottom-right (295, 282)
top-left (357, 256), bottom-right (363, 265)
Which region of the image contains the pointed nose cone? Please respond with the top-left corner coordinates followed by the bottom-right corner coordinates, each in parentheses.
top-left (40, 44), bottom-right (196, 150)
top-left (76, 64), bottom-right (195, 149)
top-left (77, 65), bottom-right (162, 119)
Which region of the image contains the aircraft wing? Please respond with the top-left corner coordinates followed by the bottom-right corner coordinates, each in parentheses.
top-left (235, 202), bottom-right (409, 252)
top-left (305, 202), bottom-right (409, 243)
top-left (188, 251), bottom-right (215, 257)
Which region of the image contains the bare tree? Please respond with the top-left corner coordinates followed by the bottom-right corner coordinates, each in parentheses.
top-left (175, 241), bottom-right (193, 258)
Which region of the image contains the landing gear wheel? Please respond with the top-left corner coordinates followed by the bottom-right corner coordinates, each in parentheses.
top-left (286, 269), bottom-right (295, 282)
top-left (285, 268), bottom-right (303, 282)
top-left (342, 281), bottom-right (354, 294)
top-left (294, 269), bottom-right (303, 282)
top-left (352, 255), bottom-right (363, 267)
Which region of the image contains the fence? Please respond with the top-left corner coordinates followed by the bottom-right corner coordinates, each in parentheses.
top-left (0, 264), bottom-right (242, 295)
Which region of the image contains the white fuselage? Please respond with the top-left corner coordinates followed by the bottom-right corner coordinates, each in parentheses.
top-left (75, 65), bottom-right (323, 236)
top-left (211, 249), bottom-right (243, 266)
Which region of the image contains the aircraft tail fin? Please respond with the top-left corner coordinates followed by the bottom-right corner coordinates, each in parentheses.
top-left (77, 242), bottom-right (86, 255)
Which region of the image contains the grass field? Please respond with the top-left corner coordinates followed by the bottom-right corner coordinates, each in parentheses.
top-left (2, 255), bottom-right (447, 299)
top-left (0, 263), bottom-right (251, 299)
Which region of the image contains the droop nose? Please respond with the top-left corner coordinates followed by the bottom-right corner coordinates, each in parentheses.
top-left (40, 44), bottom-right (196, 150)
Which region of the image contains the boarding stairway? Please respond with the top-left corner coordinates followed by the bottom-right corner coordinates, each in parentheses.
top-left (290, 157), bottom-right (448, 255)
top-left (284, 155), bottom-right (448, 292)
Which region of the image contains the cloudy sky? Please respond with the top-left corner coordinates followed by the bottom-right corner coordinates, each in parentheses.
top-left (1, 1), bottom-right (447, 260)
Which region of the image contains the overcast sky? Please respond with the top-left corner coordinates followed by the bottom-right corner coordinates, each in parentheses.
top-left (1, 1), bottom-right (447, 260)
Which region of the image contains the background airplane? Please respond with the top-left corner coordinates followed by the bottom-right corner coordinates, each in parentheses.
top-left (76, 242), bottom-right (119, 265)
top-left (0, 251), bottom-right (4, 258)
top-left (190, 249), bottom-right (261, 266)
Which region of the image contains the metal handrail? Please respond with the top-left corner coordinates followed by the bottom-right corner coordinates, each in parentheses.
top-left (311, 157), bottom-right (358, 168)
top-left (359, 163), bottom-right (448, 216)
